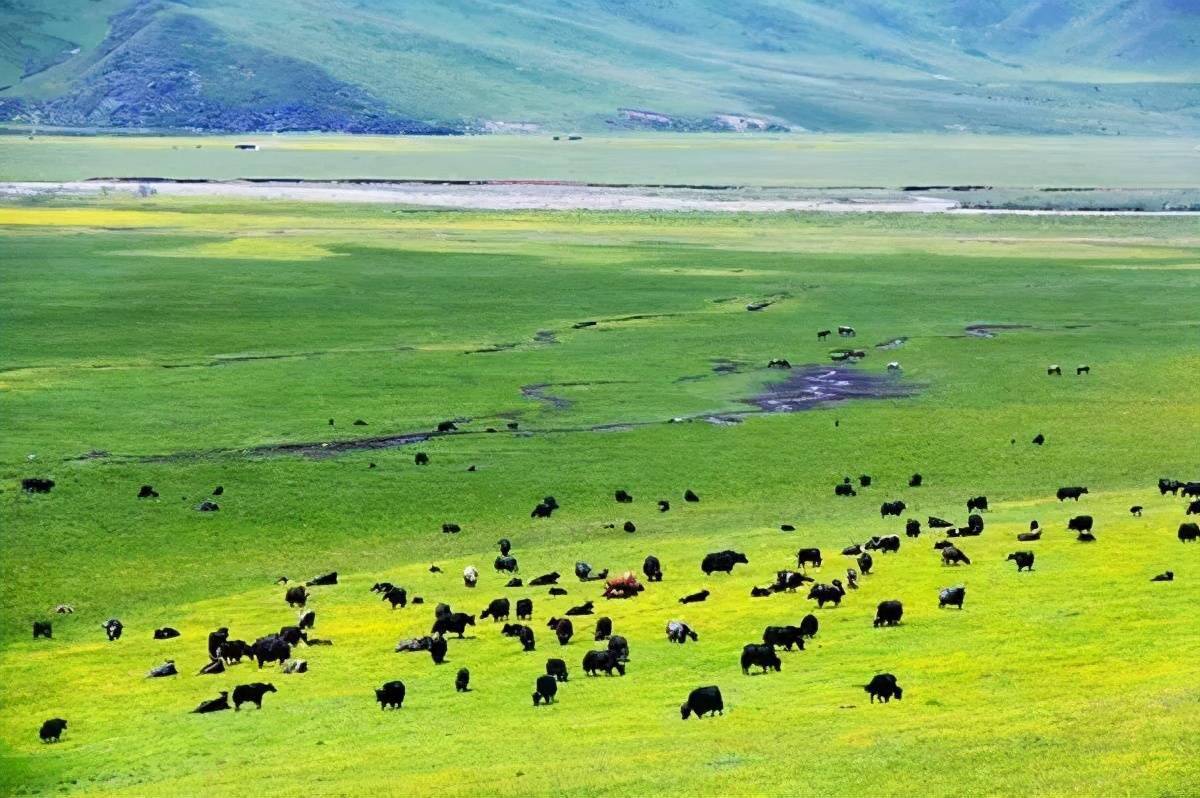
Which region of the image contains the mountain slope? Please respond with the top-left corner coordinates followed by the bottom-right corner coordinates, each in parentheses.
top-left (1, 0), bottom-right (1197, 134)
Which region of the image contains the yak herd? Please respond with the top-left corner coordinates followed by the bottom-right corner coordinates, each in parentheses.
top-left (26, 469), bottom-right (1200, 743)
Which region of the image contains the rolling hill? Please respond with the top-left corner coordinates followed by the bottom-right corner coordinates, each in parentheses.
top-left (1, 0), bottom-right (1198, 134)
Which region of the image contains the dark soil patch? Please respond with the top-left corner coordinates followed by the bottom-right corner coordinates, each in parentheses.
top-left (465, 343), bottom-right (521, 354)
top-left (746, 366), bottom-right (917, 412)
top-left (712, 359), bottom-right (742, 375)
top-left (533, 330), bottom-right (559, 344)
top-left (964, 324), bottom-right (1032, 339)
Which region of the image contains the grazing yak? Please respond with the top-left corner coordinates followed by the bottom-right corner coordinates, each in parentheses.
top-left (615, 490), bottom-right (633, 503)
top-left (436, 420), bottom-right (457, 432)
top-left (1178, 522), bottom-right (1199, 543)
top-left (866, 535), bottom-right (901, 554)
top-left (102, 619), bottom-right (123, 641)
top-left (1032, 433), bottom-right (1045, 446)
top-left (138, 484), bottom-right (158, 498)
top-left (382, 586), bottom-right (408, 609)
top-left (22, 477), bottom-right (55, 493)
top-left (432, 613), bottom-right (475, 638)
top-left (965, 514), bottom-right (985, 535)
top-left (376, 681), bottom-right (406, 709)
top-left (658, 500), bottom-right (671, 512)
top-left (808, 580), bottom-right (846, 608)
top-left (1047, 365), bottom-right (1062, 376)
top-left (684, 489), bottom-right (700, 503)
top-left (307, 572), bottom-right (337, 587)
top-left (198, 658), bottom-right (225, 676)
top-left (1008, 551), bottom-right (1035, 572)
top-left (762, 626), bottom-right (805, 651)
top-left (941, 545), bottom-right (971, 566)
top-left (456, 668), bottom-right (470, 692)
top-left (874, 600), bottom-right (903, 627)
top-left (546, 658), bottom-right (569, 682)
top-left (909, 473), bottom-right (923, 488)
top-left (751, 586), bottom-right (773, 598)
top-left (462, 566), bottom-right (479, 588)
top-left (1158, 478), bottom-right (1182, 495)
top-left (905, 519), bottom-right (922, 538)
top-left (838, 325), bottom-right (856, 337)
top-left (1186, 501), bottom-right (1200, 515)
top-left (796, 548), bottom-right (822, 569)
top-left (594, 617), bottom-right (613, 641)
top-left (939, 585), bottom-right (967, 609)
top-left (498, 538), bottom-right (512, 556)
top-left (679, 589), bottom-right (711, 604)
top-left (414, 452), bottom-right (429, 465)
top-left (1057, 486), bottom-right (1089, 501)
top-left (297, 610), bottom-right (316, 630)
top-left (702, 550), bottom-right (748, 575)
top-left (681, 686), bottom-right (724, 719)
top-left (846, 569), bottom-right (859, 590)
top-left (1151, 571), bottom-right (1174, 582)
top-left (395, 637), bottom-right (433, 653)
top-left (443, 523), bottom-right (462, 535)
top-left (548, 587), bottom-right (568, 596)
top-left (773, 570), bottom-right (813, 592)
top-left (252, 636), bottom-right (291, 668)
top-left (835, 482), bottom-right (857, 497)
top-left (842, 544), bottom-right (862, 556)
top-left (482, 598), bottom-right (511, 622)
top-left (740, 644), bottom-right (782, 675)
top-left (780, 524), bottom-right (796, 532)
top-left (506, 578), bottom-right (523, 588)
top-left (608, 635), bottom-right (630, 662)
top-left (666, 620), bottom-right (698, 644)
top-left (277, 626), bottom-right (307, 647)
top-left (494, 555), bottom-right (519, 573)
top-left (548, 617), bottom-right (574, 646)
top-left (233, 682), bottom-right (276, 710)
top-left (582, 650), bottom-right (625, 676)
top-left (529, 571), bottom-right (560, 586)
top-left (531, 501), bottom-right (554, 518)
top-left (1017, 530), bottom-right (1042, 542)
top-left (865, 673), bottom-right (903, 703)
top-left (928, 516), bottom-right (953, 528)
top-left (532, 674), bottom-right (558, 706)
top-left (1184, 483), bottom-right (1200, 498)
top-left (860, 475), bottom-right (873, 487)
top-left (966, 496), bottom-right (989, 513)
top-left (285, 586), bottom-right (308, 608)
top-left (643, 556), bottom-right (663, 582)
top-left (218, 640), bottom-right (252, 664)
top-left (39, 719), bottom-right (68, 743)
top-left (817, 329), bottom-right (831, 340)
top-left (856, 552), bottom-right (874, 575)
top-left (282, 659), bottom-right (307, 674)
top-left (147, 660), bottom-right (177, 678)
top-left (1076, 365), bottom-right (1090, 375)
top-left (880, 501), bottom-right (906, 518)
top-left (192, 692), bottom-right (231, 714)
top-left (517, 626), bottom-right (536, 652)
top-left (33, 621), bottom-right (52, 639)
top-left (799, 614), bottom-right (819, 640)
top-left (1068, 515), bottom-right (1094, 533)
top-left (623, 521), bottom-right (637, 533)
top-left (565, 601), bottom-right (594, 616)
top-left (516, 598), bottom-right (533, 620)
top-left (430, 636), bottom-right (449, 664)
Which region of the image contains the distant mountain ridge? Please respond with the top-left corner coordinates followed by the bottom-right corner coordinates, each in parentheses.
top-left (1, 0), bottom-right (1197, 134)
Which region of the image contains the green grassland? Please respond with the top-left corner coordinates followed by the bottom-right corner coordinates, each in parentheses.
top-left (1, 200), bottom-right (1199, 796)
top-left (3, 133), bottom-right (1199, 187)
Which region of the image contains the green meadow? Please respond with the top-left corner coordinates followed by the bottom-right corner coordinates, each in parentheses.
top-left (1, 199), bottom-right (1198, 796)
top-left (2, 133), bottom-right (1198, 187)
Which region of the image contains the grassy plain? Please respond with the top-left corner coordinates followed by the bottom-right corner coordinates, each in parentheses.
top-left (2, 133), bottom-right (1198, 187)
top-left (1, 199), bottom-right (1199, 796)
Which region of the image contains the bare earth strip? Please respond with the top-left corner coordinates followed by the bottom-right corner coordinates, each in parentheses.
top-left (5, 180), bottom-right (1198, 215)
